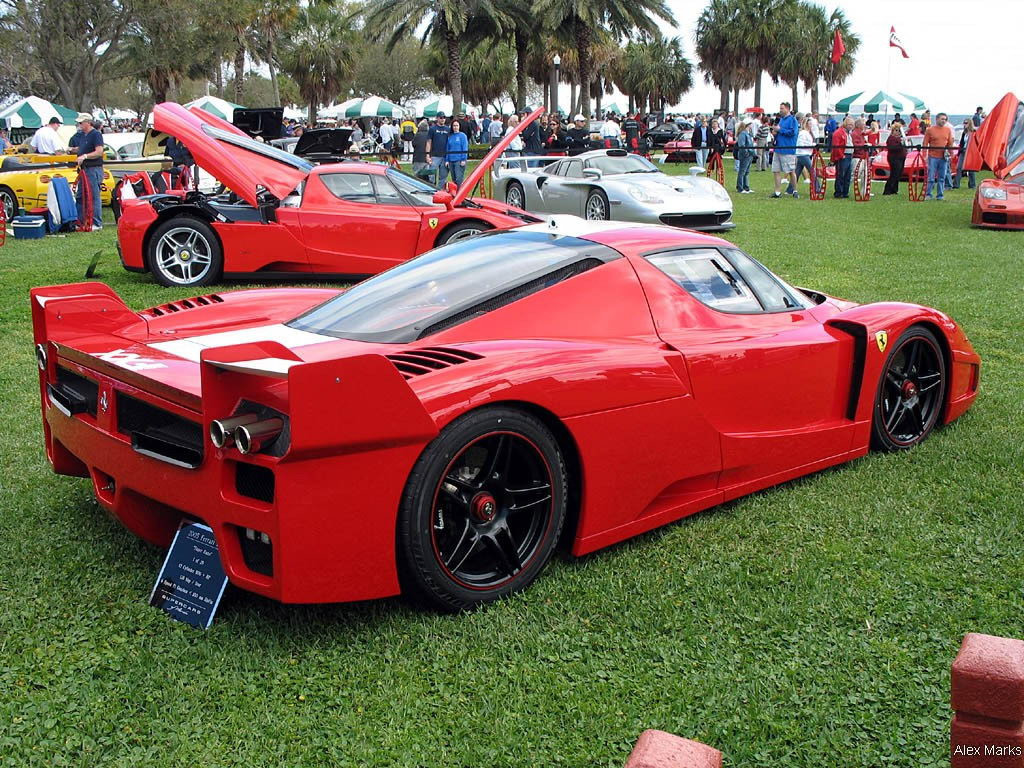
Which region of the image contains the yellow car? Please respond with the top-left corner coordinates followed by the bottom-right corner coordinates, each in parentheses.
top-left (0, 155), bottom-right (115, 219)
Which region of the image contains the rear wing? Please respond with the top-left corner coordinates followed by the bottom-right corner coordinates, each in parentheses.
top-left (491, 155), bottom-right (560, 179)
top-left (31, 283), bottom-right (439, 464)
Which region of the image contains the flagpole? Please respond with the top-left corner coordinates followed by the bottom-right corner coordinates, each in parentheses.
top-left (885, 36), bottom-right (893, 127)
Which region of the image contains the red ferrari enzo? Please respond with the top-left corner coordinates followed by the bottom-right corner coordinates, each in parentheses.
top-left (116, 103), bottom-right (540, 287)
top-left (33, 219), bottom-right (980, 612)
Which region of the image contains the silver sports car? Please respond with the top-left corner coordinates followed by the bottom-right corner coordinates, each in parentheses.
top-left (492, 149), bottom-right (735, 231)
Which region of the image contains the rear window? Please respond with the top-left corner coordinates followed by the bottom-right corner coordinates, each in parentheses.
top-left (288, 230), bottom-right (621, 342)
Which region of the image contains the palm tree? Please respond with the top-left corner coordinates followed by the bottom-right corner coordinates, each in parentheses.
top-left (280, 3), bottom-right (358, 121)
top-left (694, 0), bottom-right (744, 112)
top-left (614, 33), bottom-right (692, 114)
top-left (816, 8), bottom-right (859, 113)
top-left (771, 2), bottom-right (821, 111)
top-left (362, 0), bottom-right (504, 117)
top-left (253, 0), bottom-right (300, 106)
top-left (425, 32), bottom-right (515, 108)
top-left (534, 0), bottom-right (672, 118)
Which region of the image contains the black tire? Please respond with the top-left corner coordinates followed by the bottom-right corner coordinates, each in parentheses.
top-left (398, 406), bottom-right (568, 612)
top-left (0, 186), bottom-right (17, 221)
top-left (642, 135), bottom-right (654, 151)
top-left (145, 215), bottom-right (223, 287)
top-left (505, 180), bottom-right (526, 209)
top-left (110, 179), bottom-right (123, 223)
top-left (435, 220), bottom-right (490, 247)
top-left (584, 188), bottom-right (610, 220)
top-left (871, 325), bottom-right (947, 451)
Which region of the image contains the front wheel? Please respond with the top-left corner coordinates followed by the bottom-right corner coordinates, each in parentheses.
top-left (436, 220), bottom-right (489, 246)
top-left (146, 216), bottom-right (223, 287)
top-left (398, 407), bottom-right (568, 612)
top-left (871, 326), bottom-right (947, 451)
top-left (0, 186), bottom-right (17, 220)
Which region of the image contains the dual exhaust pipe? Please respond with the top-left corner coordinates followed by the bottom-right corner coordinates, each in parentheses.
top-left (210, 414), bottom-right (283, 455)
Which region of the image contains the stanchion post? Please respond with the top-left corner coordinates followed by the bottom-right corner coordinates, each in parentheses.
top-left (810, 149), bottom-right (827, 201)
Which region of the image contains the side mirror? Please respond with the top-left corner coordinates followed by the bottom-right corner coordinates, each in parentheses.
top-left (432, 190), bottom-right (454, 210)
top-left (582, 168), bottom-right (602, 180)
top-left (445, 181), bottom-right (458, 195)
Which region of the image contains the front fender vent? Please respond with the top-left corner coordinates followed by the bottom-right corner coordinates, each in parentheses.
top-left (141, 293), bottom-right (224, 318)
top-left (386, 347), bottom-right (483, 379)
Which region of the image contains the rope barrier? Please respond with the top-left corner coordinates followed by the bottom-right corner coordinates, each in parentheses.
top-left (810, 150), bottom-right (827, 201)
top-left (706, 151), bottom-right (725, 186)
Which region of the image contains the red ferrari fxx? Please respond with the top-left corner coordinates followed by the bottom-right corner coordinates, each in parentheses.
top-left (116, 103), bottom-right (541, 287)
top-left (964, 92), bottom-right (1024, 229)
top-left (33, 219), bottom-right (980, 612)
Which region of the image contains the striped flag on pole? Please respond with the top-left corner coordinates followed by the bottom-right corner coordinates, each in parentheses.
top-left (889, 26), bottom-right (909, 58)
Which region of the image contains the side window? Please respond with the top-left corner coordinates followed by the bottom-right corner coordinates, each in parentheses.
top-left (320, 173), bottom-right (375, 203)
top-left (546, 161), bottom-right (564, 176)
top-left (564, 160), bottom-right (583, 178)
top-left (721, 248), bottom-right (810, 311)
top-left (646, 248), bottom-right (763, 313)
top-left (104, 146), bottom-right (117, 161)
top-left (371, 175), bottom-right (405, 206)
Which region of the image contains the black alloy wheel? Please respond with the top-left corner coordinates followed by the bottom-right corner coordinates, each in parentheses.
top-left (398, 407), bottom-right (567, 612)
top-left (872, 326), bottom-right (947, 450)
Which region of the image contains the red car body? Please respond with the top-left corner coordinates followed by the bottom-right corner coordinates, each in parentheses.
top-left (116, 103), bottom-right (540, 284)
top-left (964, 92), bottom-right (1024, 229)
top-left (32, 221), bottom-right (980, 607)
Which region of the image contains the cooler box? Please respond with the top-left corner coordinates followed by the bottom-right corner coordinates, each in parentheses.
top-left (12, 215), bottom-right (47, 239)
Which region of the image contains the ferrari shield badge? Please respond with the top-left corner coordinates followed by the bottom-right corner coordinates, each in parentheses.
top-left (428, 217), bottom-right (439, 229)
top-left (875, 330), bottom-right (888, 353)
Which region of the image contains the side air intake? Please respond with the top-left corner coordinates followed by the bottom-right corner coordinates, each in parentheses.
top-left (386, 347), bottom-right (483, 379)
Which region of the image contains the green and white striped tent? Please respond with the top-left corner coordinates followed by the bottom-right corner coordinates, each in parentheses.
top-left (600, 102), bottom-right (625, 116)
top-left (0, 96), bottom-right (78, 129)
top-left (334, 96), bottom-right (405, 119)
top-left (832, 90), bottom-right (926, 115)
top-left (420, 97), bottom-right (471, 117)
top-left (184, 96), bottom-right (246, 121)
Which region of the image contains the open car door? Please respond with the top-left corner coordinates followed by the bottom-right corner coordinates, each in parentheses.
top-left (964, 92), bottom-right (1024, 177)
top-left (153, 102), bottom-right (310, 207)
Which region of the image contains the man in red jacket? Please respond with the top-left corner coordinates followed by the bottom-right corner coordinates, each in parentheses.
top-left (831, 117), bottom-right (853, 198)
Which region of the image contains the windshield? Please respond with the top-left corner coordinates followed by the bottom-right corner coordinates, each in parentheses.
top-left (388, 168), bottom-right (437, 206)
top-left (586, 154), bottom-right (658, 175)
top-left (288, 230), bottom-right (620, 342)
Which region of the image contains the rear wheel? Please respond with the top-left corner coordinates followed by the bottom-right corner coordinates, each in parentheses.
top-left (0, 186), bottom-right (17, 220)
top-left (871, 326), bottom-right (947, 451)
top-left (585, 189), bottom-right (609, 220)
top-left (146, 216), bottom-right (222, 287)
top-left (505, 181), bottom-right (525, 209)
top-left (398, 407), bottom-right (567, 612)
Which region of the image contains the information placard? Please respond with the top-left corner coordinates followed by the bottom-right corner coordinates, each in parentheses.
top-left (149, 522), bottom-right (228, 629)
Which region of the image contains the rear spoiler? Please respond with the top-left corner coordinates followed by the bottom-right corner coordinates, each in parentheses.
top-left (31, 283), bottom-right (439, 462)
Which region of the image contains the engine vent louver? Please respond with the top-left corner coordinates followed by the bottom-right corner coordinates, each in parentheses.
top-left (386, 347), bottom-right (483, 380)
top-left (140, 293), bottom-right (224, 318)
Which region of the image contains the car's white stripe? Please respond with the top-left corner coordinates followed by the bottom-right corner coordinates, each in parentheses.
top-left (148, 323), bottom-right (333, 362)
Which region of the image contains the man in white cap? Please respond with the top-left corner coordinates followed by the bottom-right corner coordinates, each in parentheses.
top-left (73, 112), bottom-right (104, 230)
top-left (566, 114), bottom-right (590, 155)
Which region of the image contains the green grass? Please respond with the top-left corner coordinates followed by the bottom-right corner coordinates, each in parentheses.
top-left (1, 168), bottom-right (1022, 767)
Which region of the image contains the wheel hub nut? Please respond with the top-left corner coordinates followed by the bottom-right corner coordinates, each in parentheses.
top-left (472, 493), bottom-right (497, 522)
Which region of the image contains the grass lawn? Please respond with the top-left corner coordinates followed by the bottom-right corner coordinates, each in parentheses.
top-left (1, 164), bottom-right (1021, 768)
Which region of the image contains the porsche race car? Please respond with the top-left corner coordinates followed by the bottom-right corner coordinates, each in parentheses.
top-left (116, 103), bottom-right (541, 287)
top-left (492, 149), bottom-right (734, 231)
top-left (32, 218), bottom-right (979, 612)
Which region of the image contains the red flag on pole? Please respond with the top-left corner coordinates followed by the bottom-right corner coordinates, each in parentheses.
top-left (830, 30), bottom-right (846, 64)
top-left (889, 26), bottom-right (909, 58)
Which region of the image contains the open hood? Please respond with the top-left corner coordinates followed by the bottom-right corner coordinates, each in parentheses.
top-left (153, 102), bottom-right (311, 207)
top-left (452, 106), bottom-right (546, 206)
top-left (292, 128), bottom-right (354, 161)
top-left (232, 107), bottom-right (284, 140)
top-left (964, 93), bottom-right (1024, 178)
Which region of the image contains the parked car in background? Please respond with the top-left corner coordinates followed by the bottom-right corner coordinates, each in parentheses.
top-left (643, 120), bottom-right (694, 150)
top-left (494, 148), bottom-right (734, 231)
top-left (0, 155), bottom-right (115, 219)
